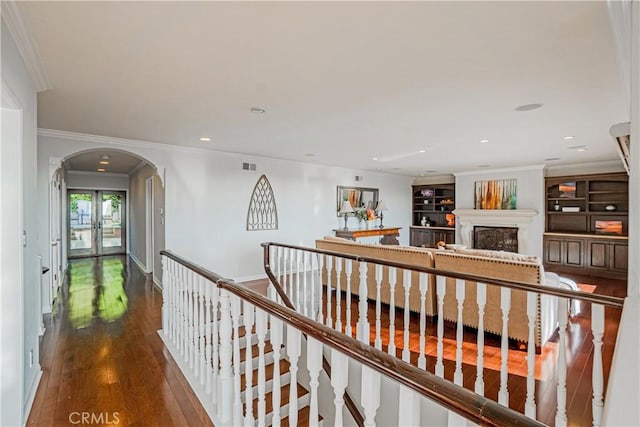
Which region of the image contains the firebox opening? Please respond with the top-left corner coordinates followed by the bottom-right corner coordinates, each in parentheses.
top-left (473, 226), bottom-right (518, 253)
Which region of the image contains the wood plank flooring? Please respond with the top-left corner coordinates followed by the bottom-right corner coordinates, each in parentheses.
top-left (26, 256), bottom-right (212, 426)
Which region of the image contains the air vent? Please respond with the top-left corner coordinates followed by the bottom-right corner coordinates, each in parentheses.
top-left (610, 122), bottom-right (630, 175)
top-left (355, 175), bottom-right (363, 182)
top-left (242, 162), bottom-right (257, 171)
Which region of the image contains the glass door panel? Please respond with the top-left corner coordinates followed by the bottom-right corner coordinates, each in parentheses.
top-left (68, 191), bottom-right (95, 257)
top-left (100, 192), bottom-right (126, 255)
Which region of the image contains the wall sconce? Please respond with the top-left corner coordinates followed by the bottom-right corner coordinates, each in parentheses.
top-left (338, 201), bottom-right (354, 230)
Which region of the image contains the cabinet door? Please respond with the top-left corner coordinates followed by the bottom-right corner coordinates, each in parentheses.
top-left (544, 237), bottom-right (564, 265)
top-left (588, 241), bottom-right (609, 270)
top-left (610, 242), bottom-right (628, 273)
top-left (563, 238), bottom-right (585, 267)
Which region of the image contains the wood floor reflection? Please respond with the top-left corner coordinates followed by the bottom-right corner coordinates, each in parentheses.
top-left (27, 256), bottom-right (211, 426)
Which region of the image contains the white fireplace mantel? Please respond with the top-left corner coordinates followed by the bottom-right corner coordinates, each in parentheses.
top-left (453, 209), bottom-right (538, 254)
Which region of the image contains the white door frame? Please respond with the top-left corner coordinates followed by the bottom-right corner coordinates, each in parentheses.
top-left (145, 176), bottom-right (154, 274)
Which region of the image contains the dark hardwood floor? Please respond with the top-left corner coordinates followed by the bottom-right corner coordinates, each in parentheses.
top-left (27, 256), bottom-right (212, 427)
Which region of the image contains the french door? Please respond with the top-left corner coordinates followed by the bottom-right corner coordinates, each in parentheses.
top-left (68, 190), bottom-right (126, 257)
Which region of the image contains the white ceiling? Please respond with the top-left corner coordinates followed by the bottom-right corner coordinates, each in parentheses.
top-left (20, 1), bottom-right (627, 176)
top-left (64, 149), bottom-right (144, 174)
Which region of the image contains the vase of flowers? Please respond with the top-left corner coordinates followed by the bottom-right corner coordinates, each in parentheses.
top-left (355, 210), bottom-right (369, 228)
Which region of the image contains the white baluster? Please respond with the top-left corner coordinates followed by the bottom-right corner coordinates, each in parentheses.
top-left (326, 256), bottom-right (333, 329)
top-left (335, 258), bottom-right (343, 333)
top-left (592, 303), bottom-right (605, 427)
top-left (402, 270), bottom-right (412, 362)
top-left (361, 366), bottom-right (381, 427)
top-left (295, 250), bottom-right (302, 310)
top-left (374, 264), bottom-right (383, 350)
top-left (315, 254), bottom-right (323, 324)
top-left (180, 265), bottom-right (187, 358)
top-left (345, 259), bottom-right (353, 338)
top-left (244, 302), bottom-right (255, 426)
top-left (307, 337), bottom-right (322, 427)
top-left (188, 270), bottom-right (195, 371)
top-left (167, 259), bottom-right (175, 344)
top-left (398, 385), bottom-right (420, 427)
top-left (211, 280), bottom-right (220, 404)
top-left (331, 349), bottom-right (348, 426)
top-left (388, 268), bottom-right (397, 357)
top-left (255, 309), bottom-right (267, 427)
top-left (436, 275), bottom-right (446, 378)
top-left (555, 296), bottom-right (569, 427)
top-left (231, 294), bottom-right (243, 426)
top-left (162, 256), bottom-right (169, 335)
top-left (454, 279), bottom-right (465, 386)
top-left (475, 282), bottom-right (487, 395)
top-left (525, 291), bottom-right (537, 418)
top-left (194, 275), bottom-right (202, 379)
top-left (270, 316), bottom-right (283, 427)
top-left (288, 248), bottom-right (295, 298)
top-left (276, 246), bottom-right (282, 303)
top-left (205, 281), bottom-right (213, 396)
top-left (498, 287), bottom-right (511, 406)
top-left (217, 289), bottom-right (233, 424)
top-left (286, 325), bottom-right (302, 427)
top-left (303, 251), bottom-right (309, 317)
top-left (357, 261), bottom-right (370, 343)
top-left (418, 272), bottom-right (428, 370)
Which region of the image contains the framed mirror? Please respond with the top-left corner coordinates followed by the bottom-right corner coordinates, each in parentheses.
top-left (336, 186), bottom-right (379, 216)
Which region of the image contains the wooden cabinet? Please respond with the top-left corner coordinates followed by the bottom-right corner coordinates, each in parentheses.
top-left (544, 172), bottom-right (628, 279)
top-left (410, 227), bottom-right (455, 248)
top-left (411, 183), bottom-right (455, 248)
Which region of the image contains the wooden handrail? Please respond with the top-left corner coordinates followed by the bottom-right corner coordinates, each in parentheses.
top-left (260, 242), bottom-right (625, 308)
top-left (161, 249), bottom-right (543, 427)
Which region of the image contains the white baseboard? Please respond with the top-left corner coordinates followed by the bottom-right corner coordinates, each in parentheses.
top-left (129, 254), bottom-right (147, 274)
top-left (232, 273), bottom-right (267, 283)
top-left (152, 274), bottom-right (163, 291)
top-left (23, 369), bottom-right (42, 424)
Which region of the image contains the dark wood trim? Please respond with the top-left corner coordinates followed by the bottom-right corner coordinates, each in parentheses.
top-left (162, 249), bottom-right (544, 427)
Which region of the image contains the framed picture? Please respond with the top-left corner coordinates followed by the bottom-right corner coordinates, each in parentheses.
top-left (594, 220), bottom-right (623, 235)
top-left (336, 186), bottom-right (379, 216)
top-left (559, 182), bottom-right (577, 198)
top-left (474, 179), bottom-right (517, 210)
top-left (421, 188), bottom-right (434, 197)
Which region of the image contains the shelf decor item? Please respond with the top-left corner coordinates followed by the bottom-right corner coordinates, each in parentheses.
top-left (562, 206), bottom-right (580, 212)
top-left (605, 204), bottom-right (617, 211)
top-left (474, 179), bottom-right (517, 210)
top-left (559, 181), bottom-right (577, 198)
top-left (595, 220), bottom-right (623, 235)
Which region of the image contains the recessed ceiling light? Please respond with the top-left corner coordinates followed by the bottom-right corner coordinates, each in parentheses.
top-left (480, 139), bottom-right (489, 144)
top-left (544, 157), bottom-right (561, 161)
top-left (568, 145), bottom-right (587, 150)
top-left (199, 137), bottom-right (211, 142)
top-left (425, 170), bottom-right (438, 173)
top-left (563, 136), bottom-right (575, 140)
top-left (97, 168), bottom-right (106, 172)
top-left (577, 148), bottom-right (587, 152)
top-left (100, 154), bottom-right (111, 160)
top-left (372, 157), bottom-right (378, 161)
top-left (99, 160), bottom-right (110, 165)
top-left (515, 103), bottom-right (543, 112)
top-left (478, 165), bottom-right (490, 168)
top-left (304, 153), bottom-right (315, 157)
top-left (418, 149), bottom-right (426, 153)
top-left (249, 107), bottom-right (266, 114)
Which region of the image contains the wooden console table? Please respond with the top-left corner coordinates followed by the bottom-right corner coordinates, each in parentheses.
top-left (333, 226), bottom-right (401, 245)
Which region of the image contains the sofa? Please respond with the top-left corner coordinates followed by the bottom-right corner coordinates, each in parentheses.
top-left (315, 237), bottom-right (573, 347)
top-left (316, 236), bottom-right (438, 316)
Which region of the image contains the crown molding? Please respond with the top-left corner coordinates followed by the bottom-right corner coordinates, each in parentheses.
top-left (453, 164), bottom-right (546, 177)
top-left (545, 159), bottom-right (625, 177)
top-left (1, 1), bottom-right (51, 92)
top-left (38, 128), bottom-right (212, 155)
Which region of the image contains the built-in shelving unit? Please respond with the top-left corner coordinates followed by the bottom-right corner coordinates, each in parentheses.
top-left (410, 184), bottom-right (455, 247)
top-left (544, 172), bottom-right (628, 279)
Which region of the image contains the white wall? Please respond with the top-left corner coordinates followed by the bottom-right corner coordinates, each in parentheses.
top-left (65, 170), bottom-right (128, 190)
top-left (1, 23), bottom-right (42, 426)
top-left (453, 165), bottom-right (545, 258)
top-left (129, 164), bottom-right (165, 284)
top-left (37, 132), bottom-right (413, 282)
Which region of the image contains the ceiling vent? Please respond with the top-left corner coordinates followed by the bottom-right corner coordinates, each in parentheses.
top-left (610, 122), bottom-right (630, 175)
top-left (242, 162), bottom-right (257, 171)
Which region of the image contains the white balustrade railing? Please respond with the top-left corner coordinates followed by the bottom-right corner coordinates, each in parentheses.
top-left (161, 250), bottom-right (546, 427)
top-left (261, 243), bottom-right (624, 427)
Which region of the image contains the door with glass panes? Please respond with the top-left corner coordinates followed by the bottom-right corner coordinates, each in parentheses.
top-left (68, 190), bottom-right (126, 257)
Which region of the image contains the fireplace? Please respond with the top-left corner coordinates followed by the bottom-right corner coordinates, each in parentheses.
top-left (474, 226), bottom-right (518, 252)
top-left (453, 209), bottom-right (538, 255)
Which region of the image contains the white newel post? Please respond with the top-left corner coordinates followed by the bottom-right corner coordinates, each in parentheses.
top-left (498, 287), bottom-right (511, 406)
top-left (454, 279), bottom-right (465, 386)
top-left (402, 270), bottom-right (412, 362)
top-left (307, 337), bottom-right (322, 427)
top-left (361, 366), bottom-right (381, 427)
top-left (217, 289), bottom-right (233, 424)
top-left (592, 304), bottom-right (605, 427)
top-left (525, 291), bottom-right (537, 418)
top-left (331, 349), bottom-right (349, 426)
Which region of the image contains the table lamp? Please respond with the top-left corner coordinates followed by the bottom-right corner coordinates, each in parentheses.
top-left (338, 201), bottom-right (354, 230)
top-left (376, 200), bottom-right (388, 228)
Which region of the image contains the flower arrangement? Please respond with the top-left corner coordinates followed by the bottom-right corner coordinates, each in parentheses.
top-left (355, 209), bottom-right (377, 221)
